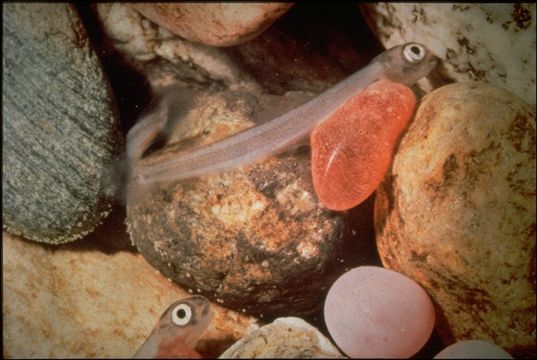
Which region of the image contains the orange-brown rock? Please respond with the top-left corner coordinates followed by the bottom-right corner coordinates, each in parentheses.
top-left (375, 82), bottom-right (536, 358)
top-left (127, 3), bottom-right (293, 47)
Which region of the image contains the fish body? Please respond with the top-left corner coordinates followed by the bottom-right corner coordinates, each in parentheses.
top-left (119, 43), bottom-right (437, 208)
top-left (127, 43), bottom-right (436, 187)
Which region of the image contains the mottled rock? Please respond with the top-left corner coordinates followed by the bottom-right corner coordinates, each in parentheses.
top-left (2, 218), bottom-right (258, 358)
top-left (375, 82), bottom-right (536, 357)
top-left (127, 3), bottom-right (293, 47)
top-left (3, 3), bottom-right (121, 244)
top-left (126, 89), bottom-right (347, 318)
top-left (360, 3), bottom-right (536, 106)
top-left (220, 317), bottom-right (345, 358)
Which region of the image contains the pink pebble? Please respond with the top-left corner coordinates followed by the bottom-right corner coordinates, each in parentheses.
top-left (324, 266), bottom-right (435, 358)
top-left (434, 340), bottom-right (513, 359)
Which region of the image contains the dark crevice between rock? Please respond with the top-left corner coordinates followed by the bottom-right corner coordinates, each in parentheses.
top-left (75, 3), bottom-right (153, 136)
top-left (224, 1), bottom-right (384, 95)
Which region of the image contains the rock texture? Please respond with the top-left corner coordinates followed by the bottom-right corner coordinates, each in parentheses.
top-left (360, 3), bottom-right (537, 106)
top-left (126, 88), bottom-right (347, 318)
top-left (375, 82), bottom-right (536, 358)
top-left (220, 317), bottom-right (344, 358)
top-left (3, 219), bottom-right (258, 358)
top-left (95, 3), bottom-right (382, 95)
top-left (127, 3), bottom-right (293, 47)
top-left (96, 2), bottom-right (384, 320)
top-left (95, 3), bottom-right (260, 92)
top-left (3, 3), bottom-right (121, 244)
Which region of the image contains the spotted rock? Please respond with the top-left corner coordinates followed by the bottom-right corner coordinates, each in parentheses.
top-left (127, 89), bottom-right (348, 318)
top-left (375, 82), bottom-right (536, 358)
top-left (220, 317), bottom-right (344, 358)
top-left (360, 3), bottom-right (536, 106)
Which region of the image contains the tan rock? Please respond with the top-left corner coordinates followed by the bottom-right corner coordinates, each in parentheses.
top-left (375, 82), bottom-right (536, 358)
top-left (219, 317), bottom-right (345, 358)
top-left (127, 3), bottom-right (293, 47)
top-left (2, 212), bottom-right (258, 358)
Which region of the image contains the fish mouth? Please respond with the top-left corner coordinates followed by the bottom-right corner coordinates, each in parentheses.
top-left (199, 302), bottom-right (214, 326)
top-left (186, 295), bottom-right (213, 324)
top-left (200, 302), bottom-right (211, 317)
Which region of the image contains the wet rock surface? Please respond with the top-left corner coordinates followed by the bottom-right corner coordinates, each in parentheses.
top-left (5, 2), bottom-right (533, 358)
top-left (225, 2), bottom-right (383, 95)
top-left (220, 317), bottom-right (345, 358)
top-left (2, 209), bottom-right (258, 358)
top-left (127, 3), bottom-right (293, 47)
top-left (375, 82), bottom-right (536, 357)
top-left (3, 3), bottom-right (121, 244)
top-left (126, 89), bottom-right (348, 318)
top-left (95, 3), bottom-right (261, 93)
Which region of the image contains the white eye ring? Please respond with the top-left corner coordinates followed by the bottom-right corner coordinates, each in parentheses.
top-left (403, 43), bottom-right (426, 63)
top-left (171, 303), bottom-right (193, 326)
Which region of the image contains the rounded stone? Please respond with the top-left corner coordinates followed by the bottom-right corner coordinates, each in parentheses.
top-left (375, 82), bottom-right (535, 357)
top-left (127, 3), bottom-right (293, 47)
top-left (2, 226), bottom-right (257, 358)
top-left (324, 266), bottom-right (435, 358)
top-left (126, 89), bottom-right (347, 318)
top-left (3, 3), bottom-right (121, 244)
top-left (226, 2), bottom-right (383, 95)
top-left (219, 317), bottom-right (344, 358)
top-left (434, 340), bottom-right (513, 359)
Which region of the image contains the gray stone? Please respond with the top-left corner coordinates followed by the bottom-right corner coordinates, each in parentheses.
top-left (3, 3), bottom-right (121, 243)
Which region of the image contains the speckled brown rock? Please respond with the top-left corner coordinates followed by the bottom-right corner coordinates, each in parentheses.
top-left (3, 219), bottom-right (258, 358)
top-left (126, 89), bottom-right (347, 318)
top-left (374, 82), bottom-right (536, 358)
top-left (220, 317), bottom-right (345, 358)
top-left (3, 3), bottom-right (121, 244)
top-left (127, 3), bottom-right (293, 47)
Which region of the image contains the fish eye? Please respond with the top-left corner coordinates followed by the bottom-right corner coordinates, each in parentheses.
top-left (171, 303), bottom-right (193, 326)
top-left (403, 43), bottom-right (426, 63)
